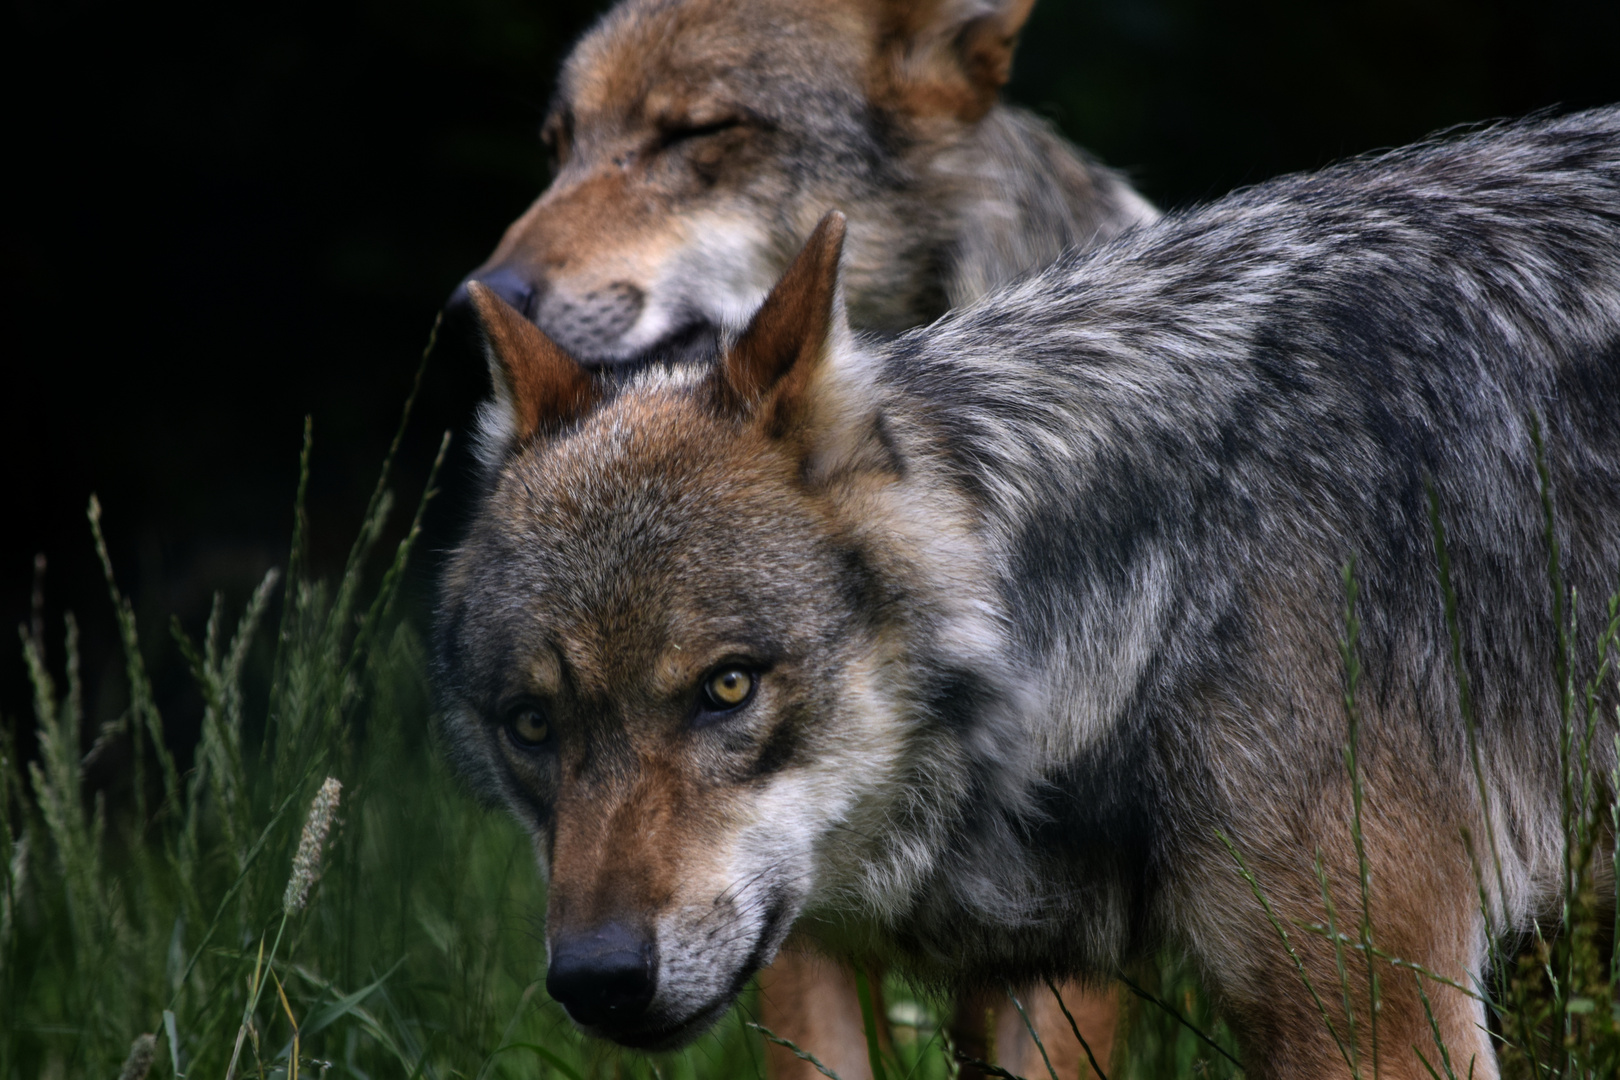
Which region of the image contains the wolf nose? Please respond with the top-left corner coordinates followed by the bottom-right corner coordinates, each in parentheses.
top-left (546, 922), bottom-right (657, 1026)
top-left (448, 266), bottom-right (538, 321)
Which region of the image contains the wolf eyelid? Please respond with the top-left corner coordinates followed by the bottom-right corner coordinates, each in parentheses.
top-left (658, 116), bottom-right (745, 149)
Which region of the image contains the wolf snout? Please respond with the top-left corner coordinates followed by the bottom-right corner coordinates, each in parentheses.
top-left (447, 269), bottom-right (663, 364)
top-left (537, 281), bottom-right (646, 357)
top-left (545, 921), bottom-right (658, 1028)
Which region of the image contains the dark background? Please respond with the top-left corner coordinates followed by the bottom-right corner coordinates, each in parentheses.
top-left (5, 0), bottom-right (1618, 744)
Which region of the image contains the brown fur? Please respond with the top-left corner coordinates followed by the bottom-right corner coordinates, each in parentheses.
top-left (759, 947), bottom-right (1114, 1080)
top-left (720, 213), bottom-right (847, 421)
top-left (1119, 560), bottom-right (1495, 1077)
top-left (758, 950), bottom-right (890, 1080)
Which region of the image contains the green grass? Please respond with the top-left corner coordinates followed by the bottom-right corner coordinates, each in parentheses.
top-left (0, 380), bottom-right (1613, 1079)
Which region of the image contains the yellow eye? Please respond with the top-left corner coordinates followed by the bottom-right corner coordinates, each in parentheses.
top-left (703, 667), bottom-right (754, 710)
top-left (506, 706), bottom-right (549, 747)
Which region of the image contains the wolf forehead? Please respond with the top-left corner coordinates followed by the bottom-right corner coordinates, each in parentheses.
top-left (442, 385), bottom-right (860, 691)
top-left (563, 0), bottom-right (865, 110)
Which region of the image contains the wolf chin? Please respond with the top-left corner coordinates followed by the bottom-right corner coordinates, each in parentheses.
top-left (436, 107), bottom-right (1620, 1077)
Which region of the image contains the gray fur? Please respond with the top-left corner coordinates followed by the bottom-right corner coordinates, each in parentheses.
top-left (437, 107), bottom-right (1620, 1072)
top-left (877, 105), bottom-right (1620, 969)
top-left (937, 105), bottom-right (1157, 309)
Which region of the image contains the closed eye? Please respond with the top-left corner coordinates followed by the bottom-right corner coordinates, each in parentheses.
top-left (658, 116), bottom-right (745, 150)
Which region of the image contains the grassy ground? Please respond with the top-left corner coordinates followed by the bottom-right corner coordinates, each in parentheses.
top-left (1, 384), bottom-right (1614, 1079)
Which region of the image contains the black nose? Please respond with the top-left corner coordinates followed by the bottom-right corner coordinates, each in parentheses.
top-left (546, 922), bottom-right (657, 1027)
top-left (447, 265), bottom-right (538, 321)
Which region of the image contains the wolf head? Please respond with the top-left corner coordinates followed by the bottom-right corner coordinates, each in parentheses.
top-left (436, 213), bottom-right (1023, 1047)
top-left (445, 0), bottom-right (1046, 364)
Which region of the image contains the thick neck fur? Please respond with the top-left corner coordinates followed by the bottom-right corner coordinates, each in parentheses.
top-left (932, 104), bottom-right (1158, 308)
top-left (840, 103), bottom-right (1157, 335)
top-left (811, 106), bottom-right (1620, 986)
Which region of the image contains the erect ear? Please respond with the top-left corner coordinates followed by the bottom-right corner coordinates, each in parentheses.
top-left (875, 0), bottom-right (1038, 121)
top-left (714, 210), bottom-right (848, 432)
top-left (465, 281), bottom-right (599, 462)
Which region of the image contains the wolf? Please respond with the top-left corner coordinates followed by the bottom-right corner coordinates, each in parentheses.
top-left (444, 0), bottom-right (1156, 366)
top-left (437, 102), bottom-right (1620, 1079)
top-left (447, 0), bottom-right (1152, 1071)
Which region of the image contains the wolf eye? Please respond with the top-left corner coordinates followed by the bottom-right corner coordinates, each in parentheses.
top-left (701, 666), bottom-right (755, 712)
top-left (658, 116), bottom-right (743, 150)
top-left (504, 703), bottom-right (551, 748)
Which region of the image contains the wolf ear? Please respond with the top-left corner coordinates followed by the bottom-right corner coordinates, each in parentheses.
top-left (715, 210), bottom-right (848, 431)
top-left (877, 0), bottom-right (1038, 120)
top-left (465, 281), bottom-right (599, 463)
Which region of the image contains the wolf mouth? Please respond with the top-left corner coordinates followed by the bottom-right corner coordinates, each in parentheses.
top-left (597, 995), bottom-right (736, 1051)
top-left (578, 317), bottom-right (721, 370)
top-left (590, 893), bottom-right (791, 1050)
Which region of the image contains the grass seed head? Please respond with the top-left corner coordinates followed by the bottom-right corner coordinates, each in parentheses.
top-left (115, 1032), bottom-right (157, 1080)
top-left (283, 777), bottom-right (341, 913)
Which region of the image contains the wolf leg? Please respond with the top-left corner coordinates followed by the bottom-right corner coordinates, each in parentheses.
top-left (1181, 814), bottom-right (1496, 1080)
top-left (757, 946), bottom-right (885, 1080)
top-left (955, 981), bottom-right (1120, 1080)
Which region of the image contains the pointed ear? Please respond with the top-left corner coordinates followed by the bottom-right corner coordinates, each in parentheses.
top-left (715, 210), bottom-right (848, 428)
top-left (465, 281), bottom-right (599, 460)
top-left (877, 0), bottom-right (1038, 121)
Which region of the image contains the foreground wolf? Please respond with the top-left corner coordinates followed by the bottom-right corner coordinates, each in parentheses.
top-left (436, 106), bottom-right (1620, 1077)
top-left (450, 0), bottom-right (1151, 1069)
top-left (446, 0), bottom-right (1155, 364)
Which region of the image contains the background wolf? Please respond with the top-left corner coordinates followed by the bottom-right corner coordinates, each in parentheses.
top-left (448, 0), bottom-right (1153, 1072)
top-left (446, 0), bottom-right (1155, 366)
top-left (438, 106), bottom-right (1620, 1078)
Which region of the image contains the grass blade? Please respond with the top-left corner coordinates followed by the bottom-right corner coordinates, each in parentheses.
top-left (1042, 979), bottom-right (1113, 1080)
top-left (750, 1023), bottom-right (846, 1080)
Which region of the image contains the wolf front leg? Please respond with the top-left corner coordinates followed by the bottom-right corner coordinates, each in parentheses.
top-left (1181, 808), bottom-right (1497, 1080)
top-left (757, 946), bottom-right (888, 1080)
top-left (759, 947), bottom-right (1121, 1080)
top-left (954, 981), bottom-right (1120, 1080)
